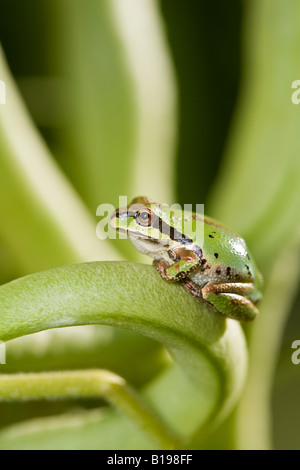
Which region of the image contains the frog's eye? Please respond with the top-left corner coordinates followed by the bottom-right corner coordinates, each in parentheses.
top-left (136, 208), bottom-right (153, 227)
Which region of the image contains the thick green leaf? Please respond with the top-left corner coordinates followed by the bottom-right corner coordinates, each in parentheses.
top-left (0, 262), bottom-right (247, 449)
top-left (0, 45), bottom-right (119, 276)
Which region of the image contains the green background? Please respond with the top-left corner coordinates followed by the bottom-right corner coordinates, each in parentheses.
top-left (0, 0), bottom-right (299, 449)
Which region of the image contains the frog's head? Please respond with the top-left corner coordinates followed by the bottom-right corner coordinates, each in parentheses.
top-left (110, 196), bottom-right (195, 260)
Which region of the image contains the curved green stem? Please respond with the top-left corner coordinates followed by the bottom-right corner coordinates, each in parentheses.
top-left (0, 369), bottom-right (178, 450)
top-left (0, 262), bottom-right (247, 449)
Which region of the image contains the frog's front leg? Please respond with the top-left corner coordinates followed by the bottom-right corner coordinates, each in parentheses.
top-left (202, 282), bottom-right (259, 322)
top-left (153, 248), bottom-right (200, 281)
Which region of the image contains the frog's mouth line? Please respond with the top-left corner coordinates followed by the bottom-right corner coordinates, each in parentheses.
top-left (129, 232), bottom-right (161, 244)
top-left (113, 226), bottom-right (160, 244)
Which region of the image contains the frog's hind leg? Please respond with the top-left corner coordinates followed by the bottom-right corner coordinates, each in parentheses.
top-left (201, 282), bottom-right (258, 322)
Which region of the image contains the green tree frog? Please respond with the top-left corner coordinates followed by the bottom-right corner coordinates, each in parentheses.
top-left (110, 197), bottom-right (263, 322)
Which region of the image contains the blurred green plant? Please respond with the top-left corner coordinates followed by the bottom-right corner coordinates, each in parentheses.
top-left (207, 0), bottom-right (300, 450)
top-left (0, 0), bottom-right (299, 450)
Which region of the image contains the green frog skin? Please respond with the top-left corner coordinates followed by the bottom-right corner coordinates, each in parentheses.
top-left (110, 196), bottom-right (263, 322)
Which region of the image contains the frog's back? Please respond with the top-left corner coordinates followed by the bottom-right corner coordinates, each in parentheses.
top-left (198, 215), bottom-right (257, 284)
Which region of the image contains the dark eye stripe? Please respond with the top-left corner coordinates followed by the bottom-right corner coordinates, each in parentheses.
top-left (115, 210), bottom-right (138, 219)
top-left (116, 210), bottom-right (195, 246)
top-left (152, 216), bottom-right (193, 244)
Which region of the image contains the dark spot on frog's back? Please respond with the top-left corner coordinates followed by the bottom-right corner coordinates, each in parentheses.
top-left (209, 234), bottom-right (214, 239)
top-left (226, 266), bottom-right (231, 276)
top-left (245, 264), bottom-right (252, 278)
top-left (216, 269), bottom-right (221, 275)
top-left (214, 253), bottom-right (218, 259)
